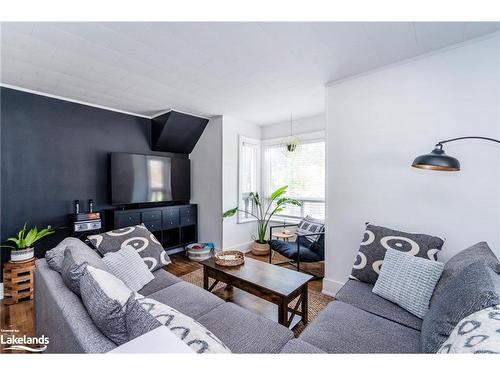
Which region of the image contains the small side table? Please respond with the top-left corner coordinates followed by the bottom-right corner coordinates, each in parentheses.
top-left (272, 231), bottom-right (294, 242)
top-left (3, 258), bottom-right (36, 305)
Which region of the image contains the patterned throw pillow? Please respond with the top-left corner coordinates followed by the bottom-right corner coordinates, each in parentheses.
top-left (102, 245), bottom-right (155, 291)
top-left (372, 249), bottom-right (444, 318)
top-left (438, 305), bottom-right (500, 354)
top-left (88, 224), bottom-right (171, 272)
top-left (350, 224), bottom-right (444, 285)
top-left (126, 295), bottom-right (231, 354)
top-left (295, 215), bottom-right (324, 243)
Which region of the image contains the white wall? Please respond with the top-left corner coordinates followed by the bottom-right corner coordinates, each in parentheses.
top-left (261, 114), bottom-right (325, 140)
top-left (190, 116), bottom-right (223, 248)
top-left (222, 115), bottom-right (262, 249)
top-left (324, 35), bottom-right (500, 295)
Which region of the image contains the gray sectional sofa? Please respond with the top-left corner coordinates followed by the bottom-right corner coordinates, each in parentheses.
top-left (281, 241), bottom-right (500, 353)
top-left (35, 239), bottom-right (500, 354)
top-left (35, 255), bottom-right (294, 353)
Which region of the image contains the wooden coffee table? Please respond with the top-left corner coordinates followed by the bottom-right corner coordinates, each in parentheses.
top-left (201, 256), bottom-right (313, 329)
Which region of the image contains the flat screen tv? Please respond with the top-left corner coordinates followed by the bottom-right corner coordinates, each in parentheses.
top-left (111, 153), bottom-right (190, 205)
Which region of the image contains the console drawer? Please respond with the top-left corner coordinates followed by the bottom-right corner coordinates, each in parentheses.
top-left (143, 220), bottom-right (162, 232)
top-left (179, 206), bottom-right (195, 217)
top-left (180, 214), bottom-right (196, 226)
top-left (116, 212), bottom-right (141, 228)
top-left (142, 210), bottom-right (161, 222)
top-left (163, 215), bottom-right (179, 229)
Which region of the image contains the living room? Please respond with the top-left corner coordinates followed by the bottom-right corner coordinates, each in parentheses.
top-left (1, 0), bottom-right (500, 373)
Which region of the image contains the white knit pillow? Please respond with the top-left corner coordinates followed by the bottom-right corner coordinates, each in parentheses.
top-left (102, 245), bottom-right (154, 291)
top-left (373, 249), bottom-right (444, 318)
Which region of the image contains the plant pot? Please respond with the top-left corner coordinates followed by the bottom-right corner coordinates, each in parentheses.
top-left (251, 241), bottom-right (270, 256)
top-left (10, 247), bottom-right (34, 263)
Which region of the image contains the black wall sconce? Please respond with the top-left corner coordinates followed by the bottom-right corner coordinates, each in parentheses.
top-left (412, 136), bottom-right (500, 171)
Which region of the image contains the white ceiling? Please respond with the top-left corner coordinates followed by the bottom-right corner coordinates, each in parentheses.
top-left (1, 22), bottom-right (500, 125)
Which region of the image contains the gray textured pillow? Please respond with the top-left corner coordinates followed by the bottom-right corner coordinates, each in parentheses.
top-left (373, 249), bottom-right (444, 319)
top-left (421, 262), bottom-right (500, 353)
top-left (437, 304), bottom-right (500, 354)
top-left (88, 224), bottom-right (171, 272)
top-left (350, 224), bottom-right (444, 284)
top-left (60, 245), bottom-right (108, 296)
top-left (45, 237), bottom-right (96, 273)
top-left (102, 245), bottom-right (154, 291)
top-left (79, 265), bottom-right (135, 346)
top-left (431, 242), bottom-right (500, 305)
top-left (125, 295), bottom-right (231, 353)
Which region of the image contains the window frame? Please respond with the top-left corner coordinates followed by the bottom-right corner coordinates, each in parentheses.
top-left (261, 131), bottom-right (325, 221)
top-left (237, 135), bottom-right (261, 224)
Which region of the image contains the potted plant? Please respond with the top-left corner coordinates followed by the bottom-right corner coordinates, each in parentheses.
top-left (223, 185), bottom-right (301, 255)
top-left (2, 223), bottom-right (55, 262)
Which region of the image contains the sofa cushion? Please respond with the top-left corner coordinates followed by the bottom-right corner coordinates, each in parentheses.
top-left (372, 249), bottom-right (444, 318)
top-left (280, 338), bottom-right (326, 353)
top-left (299, 301), bottom-right (420, 353)
top-left (45, 237), bottom-right (96, 273)
top-left (432, 242), bottom-right (500, 305)
top-left (60, 245), bottom-right (108, 296)
top-left (335, 280), bottom-right (423, 330)
top-left (197, 302), bottom-right (294, 353)
top-left (102, 245), bottom-right (154, 291)
top-left (350, 224), bottom-right (444, 285)
top-left (88, 224), bottom-right (171, 272)
top-left (421, 262), bottom-right (500, 353)
top-left (295, 215), bottom-right (324, 243)
top-left (138, 269), bottom-right (182, 296)
top-left (437, 304), bottom-right (500, 354)
top-left (125, 295), bottom-right (231, 353)
top-left (147, 281), bottom-right (224, 319)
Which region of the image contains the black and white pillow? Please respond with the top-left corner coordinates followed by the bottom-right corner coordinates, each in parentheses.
top-left (438, 304), bottom-right (500, 354)
top-left (126, 295), bottom-right (231, 353)
top-left (88, 224), bottom-right (170, 272)
top-left (295, 215), bottom-right (324, 243)
top-left (350, 224), bottom-right (444, 285)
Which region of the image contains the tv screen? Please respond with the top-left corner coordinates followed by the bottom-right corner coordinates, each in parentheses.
top-left (111, 153), bottom-right (190, 205)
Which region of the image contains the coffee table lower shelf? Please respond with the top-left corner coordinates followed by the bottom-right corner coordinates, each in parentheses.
top-left (213, 286), bottom-right (304, 330)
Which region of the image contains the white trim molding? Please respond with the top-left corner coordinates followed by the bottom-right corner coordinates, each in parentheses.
top-left (322, 277), bottom-right (345, 297)
top-left (223, 240), bottom-right (253, 252)
top-left (0, 282), bottom-right (3, 300)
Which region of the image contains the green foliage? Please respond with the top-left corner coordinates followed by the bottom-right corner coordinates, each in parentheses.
top-left (222, 185), bottom-right (302, 242)
top-left (2, 223), bottom-right (55, 250)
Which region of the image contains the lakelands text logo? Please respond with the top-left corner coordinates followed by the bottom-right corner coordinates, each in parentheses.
top-left (1, 329), bottom-right (49, 353)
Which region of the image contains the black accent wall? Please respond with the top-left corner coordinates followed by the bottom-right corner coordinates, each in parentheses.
top-left (0, 87), bottom-right (187, 273)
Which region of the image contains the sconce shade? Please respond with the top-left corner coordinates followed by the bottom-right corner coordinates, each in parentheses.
top-left (412, 147), bottom-right (460, 171)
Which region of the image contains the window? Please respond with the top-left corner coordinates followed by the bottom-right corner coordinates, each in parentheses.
top-left (263, 134), bottom-right (325, 220)
top-left (238, 136), bottom-right (261, 223)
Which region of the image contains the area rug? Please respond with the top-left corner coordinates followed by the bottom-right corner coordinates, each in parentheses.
top-left (180, 268), bottom-right (333, 336)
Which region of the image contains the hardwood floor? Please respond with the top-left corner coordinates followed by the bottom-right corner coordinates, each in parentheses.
top-left (0, 250), bottom-right (324, 351)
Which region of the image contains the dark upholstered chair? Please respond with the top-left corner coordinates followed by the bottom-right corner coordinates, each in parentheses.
top-left (268, 224), bottom-right (325, 278)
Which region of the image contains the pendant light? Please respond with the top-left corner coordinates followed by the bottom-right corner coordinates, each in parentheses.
top-left (281, 113), bottom-right (300, 157)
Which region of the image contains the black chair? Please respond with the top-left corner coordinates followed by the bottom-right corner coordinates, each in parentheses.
top-left (268, 224), bottom-right (325, 279)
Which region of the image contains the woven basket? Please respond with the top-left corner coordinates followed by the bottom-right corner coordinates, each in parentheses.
top-left (214, 250), bottom-right (245, 267)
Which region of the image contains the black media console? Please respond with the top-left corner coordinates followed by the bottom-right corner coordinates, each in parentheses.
top-left (106, 204), bottom-right (197, 253)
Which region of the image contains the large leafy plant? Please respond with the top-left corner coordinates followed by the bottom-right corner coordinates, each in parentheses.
top-left (2, 223), bottom-right (55, 250)
top-left (223, 185), bottom-right (301, 243)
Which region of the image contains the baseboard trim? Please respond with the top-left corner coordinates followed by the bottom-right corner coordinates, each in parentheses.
top-left (223, 240), bottom-right (253, 252)
top-left (0, 282), bottom-right (3, 300)
top-left (322, 277), bottom-right (344, 297)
